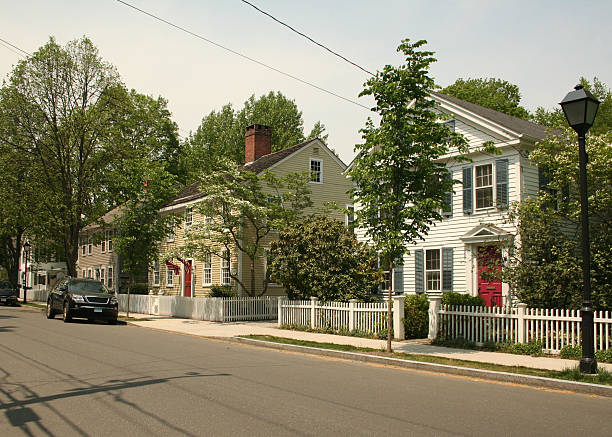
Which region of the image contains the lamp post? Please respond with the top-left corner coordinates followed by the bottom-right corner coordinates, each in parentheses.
top-left (23, 241), bottom-right (31, 304)
top-left (559, 84), bottom-right (600, 374)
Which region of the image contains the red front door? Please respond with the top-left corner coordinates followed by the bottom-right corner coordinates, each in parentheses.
top-left (183, 260), bottom-right (192, 297)
top-left (477, 246), bottom-right (502, 307)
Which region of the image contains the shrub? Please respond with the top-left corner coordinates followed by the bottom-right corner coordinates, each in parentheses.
top-left (596, 349), bottom-right (612, 363)
top-left (209, 285), bottom-right (237, 297)
top-left (498, 339), bottom-right (543, 356)
top-left (560, 344), bottom-right (582, 360)
top-left (441, 292), bottom-right (484, 307)
top-left (403, 294), bottom-right (429, 339)
top-left (432, 336), bottom-right (477, 350)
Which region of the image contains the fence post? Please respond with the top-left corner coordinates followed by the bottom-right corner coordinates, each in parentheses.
top-left (428, 296), bottom-right (442, 340)
top-left (310, 297), bottom-right (318, 329)
top-left (277, 297), bottom-right (283, 327)
top-left (517, 303), bottom-right (527, 344)
top-left (348, 299), bottom-right (357, 331)
top-left (393, 295), bottom-right (405, 340)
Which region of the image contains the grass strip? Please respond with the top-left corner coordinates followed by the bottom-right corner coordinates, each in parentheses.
top-left (242, 335), bottom-right (612, 386)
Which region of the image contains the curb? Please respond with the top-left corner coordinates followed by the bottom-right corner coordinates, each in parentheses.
top-left (229, 337), bottom-right (612, 398)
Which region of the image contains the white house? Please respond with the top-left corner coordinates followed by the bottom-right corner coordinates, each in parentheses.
top-left (354, 92), bottom-right (552, 306)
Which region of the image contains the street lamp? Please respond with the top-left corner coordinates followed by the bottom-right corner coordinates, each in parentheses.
top-left (559, 84), bottom-right (600, 374)
top-left (22, 241), bottom-right (31, 305)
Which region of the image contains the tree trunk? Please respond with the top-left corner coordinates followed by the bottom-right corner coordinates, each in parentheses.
top-left (250, 257), bottom-right (256, 297)
top-left (387, 259), bottom-right (394, 353)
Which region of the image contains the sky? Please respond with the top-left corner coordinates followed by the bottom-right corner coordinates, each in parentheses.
top-left (1, 0), bottom-right (611, 164)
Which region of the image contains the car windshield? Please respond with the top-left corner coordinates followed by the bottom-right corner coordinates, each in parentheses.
top-left (68, 280), bottom-right (110, 294)
top-left (0, 281), bottom-right (13, 289)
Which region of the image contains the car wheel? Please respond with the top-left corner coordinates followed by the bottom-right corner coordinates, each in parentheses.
top-left (108, 318), bottom-right (117, 325)
top-left (46, 301), bottom-right (55, 319)
top-left (62, 302), bottom-right (72, 323)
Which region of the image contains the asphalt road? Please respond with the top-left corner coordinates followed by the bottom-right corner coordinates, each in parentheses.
top-left (1, 306), bottom-right (611, 437)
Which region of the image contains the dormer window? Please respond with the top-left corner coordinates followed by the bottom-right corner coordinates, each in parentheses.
top-left (310, 158), bottom-right (322, 183)
top-left (185, 207), bottom-right (193, 227)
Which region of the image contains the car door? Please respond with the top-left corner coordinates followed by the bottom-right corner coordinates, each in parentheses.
top-left (51, 279), bottom-right (67, 310)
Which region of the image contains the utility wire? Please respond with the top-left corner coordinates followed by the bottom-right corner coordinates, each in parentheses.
top-left (115, 0), bottom-right (370, 110)
top-left (240, 0), bottom-right (374, 77)
top-left (0, 37), bottom-right (30, 57)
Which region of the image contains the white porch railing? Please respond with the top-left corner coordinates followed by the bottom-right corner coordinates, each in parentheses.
top-left (428, 298), bottom-right (612, 354)
top-left (278, 296), bottom-right (405, 340)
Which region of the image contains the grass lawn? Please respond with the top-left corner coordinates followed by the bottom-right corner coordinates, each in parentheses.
top-left (243, 335), bottom-right (612, 386)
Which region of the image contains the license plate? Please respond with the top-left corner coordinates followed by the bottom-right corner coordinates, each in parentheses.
top-left (94, 308), bottom-right (102, 313)
top-left (1, 298), bottom-right (6, 302)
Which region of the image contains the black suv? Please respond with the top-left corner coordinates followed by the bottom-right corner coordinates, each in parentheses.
top-left (0, 280), bottom-right (19, 306)
top-left (47, 277), bottom-right (118, 324)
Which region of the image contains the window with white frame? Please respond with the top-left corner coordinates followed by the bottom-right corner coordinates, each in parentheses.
top-left (107, 231), bottom-right (113, 252)
top-left (475, 164), bottom-right (493, 209)
top-left (309, 158), bottom-right (322, 183)
top-left (425, 249), bottom-right (441, 291)
top-left (107, 266), bottom-right (113, 289)
top-left (166, 265), bottom-right (174, 287)
top-left (166, 231), bottom-right (175, 243)
top-left (81, 269), bottom-right (86, 278)
top-left (152, 260), bottom-right (160, 286)
top-left (346, 205), bottom-right (355, 233)
top-left (202, 253), bottom-right (212, 286)
top-left (101, 235), bottom-right (106, 253)
top-left (87, 268), bottom-right (92, 279)
top-left (87, 238), bottom-right (92, 255)
top-left (95, 268), bottom-right (100, 281)
top-left (81, 239), bottom-right (86, 256)
top-left (100, 267), bottom-right (105, 285)
top-left (185, 206), bottom-right (193, 228)
top-left (204, 216), bottom-right (213, 225)
top-left (221, 250), bottom-right (231, 285)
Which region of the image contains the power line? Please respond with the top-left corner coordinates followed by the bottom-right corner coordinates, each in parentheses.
top-left (115, 0), bottom-right (370, 110)
top-left (0, 37), bottom-right (30, 57)
top-left (240, 0), bottom-right (374, 77)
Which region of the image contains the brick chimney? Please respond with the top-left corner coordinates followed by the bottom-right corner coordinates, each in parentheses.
top-left (245, 124), bottom-right (272, 163)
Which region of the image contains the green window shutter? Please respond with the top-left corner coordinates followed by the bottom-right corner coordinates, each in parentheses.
top-left (495, 159), bottom-right (509, 209)
top-left (442, 247), bottom-right (453, 292)
top-left (414, 249), bottom-right (424, 294)
top-left (442, 170), bottom-right (453, 218)
top-left (393, 257), bottom-right (404, 293)
top-left (462, 167), bottom-right (473, 214)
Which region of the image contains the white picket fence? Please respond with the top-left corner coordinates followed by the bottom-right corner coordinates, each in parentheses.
top-left (118, 295), bottom-right (278, 322)
top-left (278, 296), bottom-right (405, 340)
top-left (429, 300), bottom-right (612, 354)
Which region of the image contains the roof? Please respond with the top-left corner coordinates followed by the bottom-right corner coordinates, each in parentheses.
top-left (431, 92), bottom-right (552, 140)
top-left (166, 138), bottom-right (318, 208)
top-left (82, 205), bottom-right (125, 231)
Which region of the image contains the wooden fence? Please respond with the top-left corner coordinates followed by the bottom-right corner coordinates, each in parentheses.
top-left (278, 296), bottom-right (405, 340)
top-left (429, 299), bottom-right (612, 354)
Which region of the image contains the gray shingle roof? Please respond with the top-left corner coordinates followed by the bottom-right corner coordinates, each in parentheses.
top-left (166, 138), bottom-right (317, 207)
top-left (432, 92), bottom-right (553, 140)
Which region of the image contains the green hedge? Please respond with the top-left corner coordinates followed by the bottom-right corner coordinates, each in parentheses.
top-left (118, 283), bottom-right (149, 294)
top-left (442, 292), bottom-right (484, 307)
top-left (560, 345), bottom-right (612, 363)
top-left (209, 285), bottom-right (237, 297)
top-left (403, 294), bottom-right (429, 339)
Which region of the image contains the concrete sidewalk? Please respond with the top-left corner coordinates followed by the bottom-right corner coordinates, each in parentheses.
top-left (119, 311), bottom-right (612, 373)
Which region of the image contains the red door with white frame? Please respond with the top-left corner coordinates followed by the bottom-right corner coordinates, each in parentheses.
top-left (183, 260), bottom-right (192, 297)
top-left (477, 246), bottom-right (502, 307)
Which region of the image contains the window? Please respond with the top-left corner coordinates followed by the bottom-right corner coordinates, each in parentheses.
top-left (346, 205), bottom-right (355, 233)
top-left (87, 268), bottom-right (92, 279)
top-left (107, 266), bottom-right (113, 289)
top-left (221, 250), bottom-right (231, 285)
top-left (185, 206), bottom-right (193, 228)
top-left (100, 267), bottom-right (105, 285)
top-left (152, 260), bottom-right (160, 286)
top-left (475, 164), bottom-right (493, 209)
top-left (166, 231), bottom-right (175, 243)
top-left (204, 216), bottom-right (213, 225)
top-left (87, 238), bottom-right (93, 255)
top-left (107, 231), bottom-right (113, 252)
top-left (81, 239), bottom-right (86, 256)
top-left (425, 249), bottom-right (441, 291)
top-left (202, 254), bottom-right (212, 286)
top-left (101, 236), bottom-right (106, 253)
top-left (166, 265), bottom-right (174, 287)
top-left (95, 268), bottom-right (100, 281)
top-left (310, 158), bottom-right (322, 183)
top-left (81, 269), bottom-right (86, 278)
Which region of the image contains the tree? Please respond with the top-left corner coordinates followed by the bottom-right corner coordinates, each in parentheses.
top-left (350, 39), bottom-right (468, 351)
top-left (533, 77), bottom-right (612, 134)
top-left (113, 162), bottom-right (180, 316)
top-left (500, 128), bottom-right (612, 310)
top-left (442, 77), bottom-right (531, 120)
top-left (180, 91), bottom-right (327, 181)
top-left (268, 215), bottom-right (381, 302)
top-left (180, 158), bottom-right (312, 296)
top-left (0, 37), bottom-right (180, 276)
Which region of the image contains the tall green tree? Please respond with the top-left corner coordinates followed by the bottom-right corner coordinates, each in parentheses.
top-left (442, 77), bottom-right (531, 119)
top-left (0, 37), bottom-right (180, 276)
top-left (269, 215), bottom-right (381, 302)
top-left (350, 39), bottom-right (468, 351)
top-left (180, 91), bottom-right (327, 181)
top-left (179, 158), bottom-right (312, 296)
